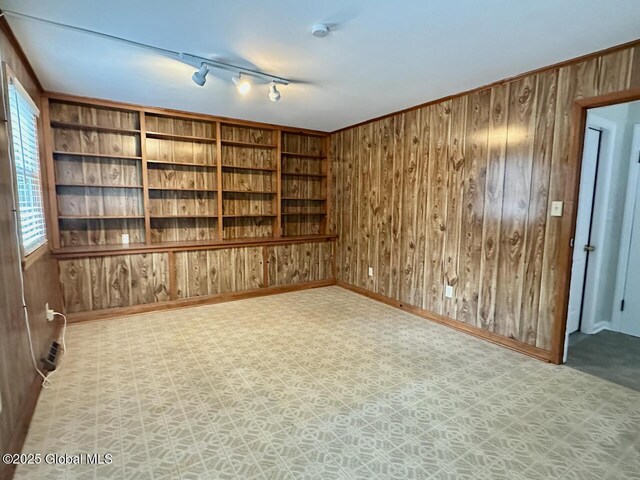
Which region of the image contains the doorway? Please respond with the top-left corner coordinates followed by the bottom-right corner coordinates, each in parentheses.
top-left (564, 99), bottom-right (640, 391)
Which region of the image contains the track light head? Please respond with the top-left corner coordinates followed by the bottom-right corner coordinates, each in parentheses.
top-left (192, 64), bottom-right (209, 86)
top-left (232, 73), bottom-right (251, 95)
top-left (268, 82), bottom-right (281, 102)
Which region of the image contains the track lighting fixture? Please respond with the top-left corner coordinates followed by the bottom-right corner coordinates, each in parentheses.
top-left (192, 64), bottom-right (209, 86)
top-left (1, 10), bottom-right (292, 102)
top-left (268, 82), bottom-right (281, 102)
top-left (232, 74), bottom-right (252, 95)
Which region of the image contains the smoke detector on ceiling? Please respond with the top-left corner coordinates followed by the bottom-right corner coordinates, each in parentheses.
top-left (311, 24), bottom-right (330, 38)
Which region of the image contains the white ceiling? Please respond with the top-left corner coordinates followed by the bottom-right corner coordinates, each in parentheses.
top-left (2, 0), bottom-right (640, 132)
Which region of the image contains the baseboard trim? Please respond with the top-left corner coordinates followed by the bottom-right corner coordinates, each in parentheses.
top-left (1, 373), bottom-right (44, 480)
top-left (67, 279), bottom-right (337, 323)
top-left (337, 281), bottom-right (554, 363)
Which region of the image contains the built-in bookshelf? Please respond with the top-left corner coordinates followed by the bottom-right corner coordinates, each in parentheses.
top-left (220, 123), bottom-right (278, 239)
top-left (280, 131), bottom-right (328, 236)
top-left (44, 96), bottom-right (331, 251)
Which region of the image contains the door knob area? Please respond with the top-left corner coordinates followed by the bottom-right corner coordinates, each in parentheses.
top-left (584, 245), bottom-right (596, 252)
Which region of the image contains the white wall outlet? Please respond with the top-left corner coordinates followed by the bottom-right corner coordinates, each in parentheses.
top-left (445, 285), bottom-right (454, 299)
top-left (368, 267), bottom-right (374, 277)
top-left (46, 302), bottom-right (55, 321)
top-left (550, 201), bottom-right (564, 217)
top-left (121, 233), bottom-right (130, 244)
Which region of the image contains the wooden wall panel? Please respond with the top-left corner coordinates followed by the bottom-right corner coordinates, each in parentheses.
top-left (59, 253), bottom-right (169, 313)
top-left (331, 43), bottom-right (640, 352)
top-left (267, 242), bottom-right (333, 287)
top-left (175, 246), bottom-right (263, 298)
top-left (0, 24), bottom-right (63, 468)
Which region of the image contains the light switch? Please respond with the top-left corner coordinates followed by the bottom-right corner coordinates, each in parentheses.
top-left (368, 267), bottom-right (374, 277)
top-left (121, 233), bottom-right (130, 244)
top-left (550, 201), bottom-right (564, 217)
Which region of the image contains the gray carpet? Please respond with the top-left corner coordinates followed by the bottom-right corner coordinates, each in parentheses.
top-left (566, 330), bottom-right (640, 391)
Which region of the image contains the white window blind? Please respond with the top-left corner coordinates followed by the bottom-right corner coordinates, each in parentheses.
top-left (8, 75), bottom-right (46, 255)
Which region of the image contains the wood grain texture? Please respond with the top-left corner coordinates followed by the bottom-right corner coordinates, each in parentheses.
top-left (47, 99), bottom-right (331, 246)
top-left (267, 241), bottom-right (333, 286)
top-left (281, 132), bottom-right (328, 237)
top-left (58, 252), bottom-right (169, 313)
top-left (331, 43), bottom-right (637, 352)
top-left (175, 246), bottom-right (263, 298)
top-left (0, 26), bottom-right (62, 471)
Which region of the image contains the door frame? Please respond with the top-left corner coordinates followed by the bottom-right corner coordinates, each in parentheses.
top-left (551, 87), bottom-right (640, 364)
top-left (611, 124), bottom-right (640, 333)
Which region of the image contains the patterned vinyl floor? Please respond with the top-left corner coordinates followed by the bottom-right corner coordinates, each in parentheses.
top-left (14, 286), bottom-right (640, 480)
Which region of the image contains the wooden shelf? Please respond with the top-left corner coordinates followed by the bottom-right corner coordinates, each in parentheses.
top-left (221, 139), bottom-right (277, 149)
top-left (56, 183), bottom-right (143, 189)
top-left (50, 121), bottom-right (140, 135)
top-left (148, 186), bottom-right (217, 192)
top-left (53, 151), bottom-right (142, 160)
top-left (282, 212), bottom-right (326, 216)
top-left (146, 131), bottom-right (216, 143)
top-left (222, 190), bottom-right (275, 195)
top-left (281, 151), bottom-right (326, 159)
top-left (220, 164), bottom-right (276, 172)
top-left (59, 215), bottom-right (144, 220)
top-left (47, 98), bottom-right (331, 249)
top-left (147, 160), bottom-right (216, 168)
top-left (282, 197), bottom-right (327, 201)
top-left (150, 214), bottom-right (217, 219)
top-left (51, 234), bottom-right (338, 257)
top-left (222, 214), bottom-right (277, 218)
top-left (282, 172), bottom-right (326, 178)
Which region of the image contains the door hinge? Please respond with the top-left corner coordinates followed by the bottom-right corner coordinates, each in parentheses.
top-left (570, 238), bottom-right (574, 248)
top-left (621, 299), bottom-right (625, 311)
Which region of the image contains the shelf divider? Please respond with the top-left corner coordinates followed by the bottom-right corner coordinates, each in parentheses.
top-left (216, 121), bottom-right (224, 240)
top-left (140, 111), bottom-right (152, 245)
top-left (276, 130), bottom-right (282, 238)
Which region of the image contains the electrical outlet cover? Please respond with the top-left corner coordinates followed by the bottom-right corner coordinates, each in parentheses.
top-left (368, 267), bottom-right (374, 277)
top-left (445, 285), bottom-right (454, 298)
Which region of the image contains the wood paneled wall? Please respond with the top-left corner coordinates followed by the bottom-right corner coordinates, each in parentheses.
top-left (58, 241), bottom-right (335, 314)
top-left (331, 43), bottom-right (640, 352)
top-left (58, 253), bottom-right (170, 313)
top-left (0, 21), bottom-right (62, 478)
top-left (268, 242), bottom-right (334, 287)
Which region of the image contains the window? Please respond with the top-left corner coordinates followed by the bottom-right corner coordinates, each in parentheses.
top-left (7, 73), bottom-right (46, 255)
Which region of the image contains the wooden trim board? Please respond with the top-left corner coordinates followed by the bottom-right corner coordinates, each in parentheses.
top-left (43, 91), bottom-right (329, 136)
top-left (52, 234), bottom-right (337, 259)
top-left (66, 279), bottom-right (337, 323)
top-left (337, 281), bottom-right (553, 362)
top-left (549, 88), bottom-right (640, 365)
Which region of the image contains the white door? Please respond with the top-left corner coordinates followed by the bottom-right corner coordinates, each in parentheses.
top-left (566, 127), bottom-right (602, 335)
top-left (619, 130), bottom-right (640, 337)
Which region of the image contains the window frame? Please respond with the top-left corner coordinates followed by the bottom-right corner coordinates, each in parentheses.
top-left (4, 63), bottom-right (47, 259)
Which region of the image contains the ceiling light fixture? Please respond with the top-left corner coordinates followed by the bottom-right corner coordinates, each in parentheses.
top-left (1, 9), bottom-right (291, 102)
top-left (268, 82), bottom-right (281, 102)
top-left (192, 64), bottom-right (209, 86)
top-left (232, 74), bottom-right (252, 95)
